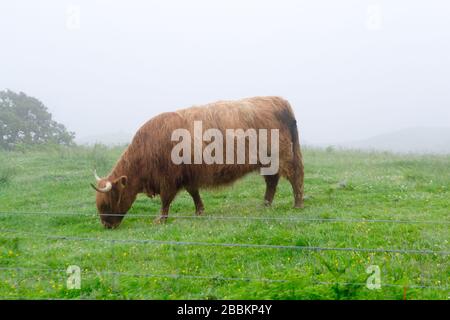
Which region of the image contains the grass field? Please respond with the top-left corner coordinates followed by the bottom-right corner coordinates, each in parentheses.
top-left (0, 145), bottom-right (448, 299)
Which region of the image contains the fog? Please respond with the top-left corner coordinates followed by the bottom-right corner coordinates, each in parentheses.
top-left (1, 0), bottom-right (449, 145)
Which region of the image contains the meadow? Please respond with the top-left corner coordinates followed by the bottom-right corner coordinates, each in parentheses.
top-left (0, 145), bottom-right (448, 299)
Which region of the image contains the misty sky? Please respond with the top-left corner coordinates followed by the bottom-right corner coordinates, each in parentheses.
top-left (1, 0), bottom-right (449, 144)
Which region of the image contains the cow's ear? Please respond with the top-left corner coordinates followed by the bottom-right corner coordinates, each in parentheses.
top-left (115, 176), bottom-right (128, 188)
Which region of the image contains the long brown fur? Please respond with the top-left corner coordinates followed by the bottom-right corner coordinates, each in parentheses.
top-left (93, 96), bottom-right (304, 228)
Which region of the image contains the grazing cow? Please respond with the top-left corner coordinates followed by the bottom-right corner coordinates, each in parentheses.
top-left (91, 96), bottom-right (304, 228)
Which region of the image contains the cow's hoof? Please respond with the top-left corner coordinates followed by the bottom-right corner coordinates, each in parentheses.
top-left (195, 209), bottom-right (204, 216)
top-left (294, 203), bottom-right (304, 209)
top-left (264, 200), bottom-right (272, 207)
top-left (154, 216), bottom-right (168, 224)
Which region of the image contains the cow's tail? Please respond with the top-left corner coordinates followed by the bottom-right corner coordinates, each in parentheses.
top-left (290, 117), bottom-right (302, 174)
top-left (277, 99), bottom-right (303, 173)
top-left (278, 98), bottom-right (304, 207)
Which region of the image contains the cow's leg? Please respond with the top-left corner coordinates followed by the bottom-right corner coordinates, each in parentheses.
top-left (186, 187), bottom-right (204, 215)
top-left (154, 184), bottom-right (178, 224)
top-left (263, 174), bottom-right (280, 207)
top-left (286, 168), bottom-right (304, 208)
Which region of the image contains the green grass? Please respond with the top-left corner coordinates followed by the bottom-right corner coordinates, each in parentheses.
top-left (0, 145), bottom-right (448, 300)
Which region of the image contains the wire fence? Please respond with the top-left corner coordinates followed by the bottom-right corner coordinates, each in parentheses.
top-left (0, 266), bottom-right (447, 290)
top-left (1, 210), bottom-right (449, 225)
top-left (0, 210), bottom-right (449, 299)
top-left (0, 228), bottom-right (448, 255)
top-left (0, 267), bottom-right (288, 283)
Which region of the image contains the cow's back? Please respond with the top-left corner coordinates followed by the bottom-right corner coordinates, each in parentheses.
top-left (129, 96), bottom-right (296, 190)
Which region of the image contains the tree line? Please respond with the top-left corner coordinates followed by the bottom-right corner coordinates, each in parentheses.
top-left (0, 90), bottom-right (75, 150)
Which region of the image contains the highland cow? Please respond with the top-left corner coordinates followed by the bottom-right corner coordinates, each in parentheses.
top-left (91, 96), bottom-right (304, 228)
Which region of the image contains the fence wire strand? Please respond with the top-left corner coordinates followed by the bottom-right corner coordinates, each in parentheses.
top-left (0, 211), bottom-right (448, 225)
top-left (0, 267), bottom-right (447, 290)
top-left (0, 228), bottom-right (448, 255)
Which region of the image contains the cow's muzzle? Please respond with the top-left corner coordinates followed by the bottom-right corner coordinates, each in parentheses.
top-left (100, 214), bottom-right (124, 229)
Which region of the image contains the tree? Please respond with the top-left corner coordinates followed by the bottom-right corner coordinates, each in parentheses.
top-left (0, 90), bottom-right (75, 149)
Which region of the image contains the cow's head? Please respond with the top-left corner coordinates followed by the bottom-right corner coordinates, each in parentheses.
top-left (90, 170), bottom-right (132, 229)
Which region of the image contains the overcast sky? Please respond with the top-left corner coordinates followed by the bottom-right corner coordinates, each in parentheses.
top-left (1, 0), bottom-right (449, 144)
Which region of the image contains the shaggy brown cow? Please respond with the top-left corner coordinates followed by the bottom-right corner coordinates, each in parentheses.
top-left (91, 96), bottom-right (304, 228)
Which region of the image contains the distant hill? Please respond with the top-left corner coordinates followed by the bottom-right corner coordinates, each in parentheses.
top-left (76, 132), bottom-right (133, 146)
top-left (339, 127), bottom-right (450, 154)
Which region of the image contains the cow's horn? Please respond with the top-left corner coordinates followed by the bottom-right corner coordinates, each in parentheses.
top-left (90, 181), bottom-right (112, 193)
top-left (94, 170), bottom-right (102, 182)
